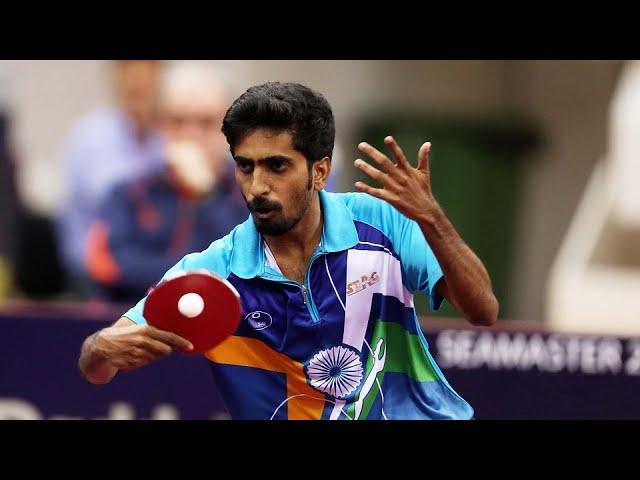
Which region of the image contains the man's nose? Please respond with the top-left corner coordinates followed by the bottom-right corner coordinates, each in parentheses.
top-left (248, 168), bottom-right (270, 198)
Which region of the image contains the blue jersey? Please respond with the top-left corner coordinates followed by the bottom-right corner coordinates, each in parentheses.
top-left (124, 190), bottom-right (474, 420)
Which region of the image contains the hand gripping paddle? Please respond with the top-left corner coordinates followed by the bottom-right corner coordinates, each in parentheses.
top-left (143, 270), bottom-right (242, 354)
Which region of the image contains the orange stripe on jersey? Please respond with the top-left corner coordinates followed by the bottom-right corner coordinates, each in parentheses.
top-left (85, 222), bottom-right (120, 285)
top-left (206, 336), bottom-right (325, 420)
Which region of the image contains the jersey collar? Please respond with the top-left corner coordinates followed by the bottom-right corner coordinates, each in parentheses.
top-left (229, 190), bottom-right (359, 279)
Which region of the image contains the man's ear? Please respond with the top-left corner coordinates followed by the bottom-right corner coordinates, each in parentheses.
top-left (313, 157), bottom-right (331, 191)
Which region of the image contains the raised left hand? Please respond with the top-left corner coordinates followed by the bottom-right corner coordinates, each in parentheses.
top-left (354, 136), bottom-right (439, 222)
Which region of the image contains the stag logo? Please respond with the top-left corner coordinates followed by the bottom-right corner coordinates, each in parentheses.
top-left (346, 271), bottom-right (379, 296)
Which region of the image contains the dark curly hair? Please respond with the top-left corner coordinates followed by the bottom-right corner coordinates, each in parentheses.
top-left (221, 82), bottom-right (335, 167)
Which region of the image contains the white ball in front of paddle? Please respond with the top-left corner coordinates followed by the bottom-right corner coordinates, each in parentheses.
top-left (178, 292), bottom-right (204, 318)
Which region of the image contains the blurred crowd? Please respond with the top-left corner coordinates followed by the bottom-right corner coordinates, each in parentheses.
top-left (58, 60), bottom-right (249, 304)
top-left (0, 61), bottom-right (300, 304)
top-left (0, 60), bottom-right (347, 306)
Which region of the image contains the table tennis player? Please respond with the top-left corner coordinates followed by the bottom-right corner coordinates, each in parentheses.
top-left (78, 81), bottom-right (498, 420)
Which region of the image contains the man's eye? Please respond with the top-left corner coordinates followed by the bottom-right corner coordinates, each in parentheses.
top-left (237, 163), bottom-right (252, 173)
top-left (271, 161), bottom-right (286, 172)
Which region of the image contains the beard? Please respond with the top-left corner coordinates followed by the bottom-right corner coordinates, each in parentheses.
top-left (245, 178), bottom-right (314, 237)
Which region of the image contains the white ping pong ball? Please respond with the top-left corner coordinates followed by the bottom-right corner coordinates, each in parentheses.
top-left (178, 292), bottom-right (204, 318)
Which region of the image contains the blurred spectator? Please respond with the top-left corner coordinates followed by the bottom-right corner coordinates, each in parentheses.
top-left (1, 78), bottom-right (69, 300)
top-left (0, 108), bottom-right (18, 299)
top-left (57, 60), bottom-right (165, 297)
top-left (84, 62), bottom-right (247, 303)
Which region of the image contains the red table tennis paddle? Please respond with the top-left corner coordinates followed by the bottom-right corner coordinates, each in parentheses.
top-left (143, 270), bottom-right (242, 354)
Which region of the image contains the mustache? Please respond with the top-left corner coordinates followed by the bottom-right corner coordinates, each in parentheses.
top-left (246, 197), bottom-right (283, 212)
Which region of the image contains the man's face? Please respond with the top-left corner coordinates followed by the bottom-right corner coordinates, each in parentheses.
top-left (114, 61), bottom-right (162, 130)
top-left (159, 88), bottom-right (228, 166)
top-left (233, 129), bottom-right (318, 236)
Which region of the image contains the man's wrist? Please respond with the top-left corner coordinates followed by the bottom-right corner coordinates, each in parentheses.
top-left (415, 200), bottom-right (447, 231)
top-left (88, 330), bottom-right (110, 364)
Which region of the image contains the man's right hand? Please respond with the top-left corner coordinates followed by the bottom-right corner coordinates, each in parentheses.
top-left (93, 322), bottom-right (194, 371)
top-left (79, 317), bottom-right (193, 384)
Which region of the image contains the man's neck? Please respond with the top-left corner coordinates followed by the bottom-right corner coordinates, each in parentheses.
top-left (264, 194), bottom-right (323, 262)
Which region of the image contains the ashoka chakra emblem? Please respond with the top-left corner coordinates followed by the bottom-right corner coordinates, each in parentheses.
top-left (304, 345), bottom-right (364, 399)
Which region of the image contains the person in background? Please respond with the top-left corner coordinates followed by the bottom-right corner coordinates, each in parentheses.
top-left (57, 61), bottom-right (165, 297)
top-left (0, 109), bottom-right (18, 299)
top-left (84, 62), bottom-right (246, 304)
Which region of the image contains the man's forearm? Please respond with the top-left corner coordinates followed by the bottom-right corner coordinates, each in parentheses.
top-left (351, 136), bottom-right (498, 325)
top-left (416, 205), bottom-right (498, 326)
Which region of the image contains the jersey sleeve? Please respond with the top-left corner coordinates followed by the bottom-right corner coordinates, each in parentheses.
top-left (397, 214), bottom-right (444, 310)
